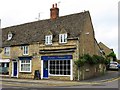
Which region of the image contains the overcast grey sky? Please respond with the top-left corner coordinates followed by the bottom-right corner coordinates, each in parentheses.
top-left (0, 0), bottom-right (118, 58)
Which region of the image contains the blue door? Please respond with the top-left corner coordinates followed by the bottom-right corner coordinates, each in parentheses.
top-left (13, 62), bottom-right (17, 76)
top-left (43, 60), bottom-right (48, 78)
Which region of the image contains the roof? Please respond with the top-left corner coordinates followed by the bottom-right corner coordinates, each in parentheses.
top-left (2, 11), bottom-right (90, 47)
top-left (99, 42), bottom-right (113, 55)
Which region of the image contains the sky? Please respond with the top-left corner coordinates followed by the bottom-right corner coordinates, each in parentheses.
top-left (0, 0), bottom-right (119, 59)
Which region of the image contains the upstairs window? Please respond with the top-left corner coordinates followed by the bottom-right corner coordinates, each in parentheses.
top-left (59, 33), bottom-right (67, 44)
top-left (45, 35), bottom-right (52, 45)
top-left (7, 32), bottom-right (13, 40)
top-left (4, 47), bottom-right (10, 56)
top-left (23, 46), bottom-right (29, 55)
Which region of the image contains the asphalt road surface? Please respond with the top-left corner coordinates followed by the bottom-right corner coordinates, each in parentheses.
top-left (0, 70), bottom-right (120, 90)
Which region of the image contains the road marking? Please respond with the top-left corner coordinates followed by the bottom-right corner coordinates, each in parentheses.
top-left (2, 82), bottom-right (48, 88)
top-left (102, 76), bottom-right (120, 83)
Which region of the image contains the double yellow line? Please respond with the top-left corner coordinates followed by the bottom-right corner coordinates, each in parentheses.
top-left (101, 76), bottom-right (120, 83)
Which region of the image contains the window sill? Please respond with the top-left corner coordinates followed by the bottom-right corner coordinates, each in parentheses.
top-left (23, 54), bottom-right (29, 56)
top-left (4, 54), bottom-right (10, 56)
top-left (45, 44), bottom-right (52, 46)
top-left (49, 74), bottom-right (70, 76)
top-left (19, 71), bottom-right (31, 73)
top-left (59, 42), bottom-right (67, 44)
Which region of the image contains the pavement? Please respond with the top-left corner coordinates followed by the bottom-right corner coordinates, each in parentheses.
top-left (0, 71), bottom-right (120, 87)
top-left (0, 78), bottom-right (82, 87)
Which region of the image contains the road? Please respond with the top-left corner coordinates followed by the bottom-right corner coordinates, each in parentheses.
top-left (0, 70), bottom-right (120, 90)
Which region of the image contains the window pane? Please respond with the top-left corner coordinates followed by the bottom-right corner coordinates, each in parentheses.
top-left (49, 60), bottom-right (70, 75)
top-left (2, 63), bottom-right (4, 67)
top-left (64, 60), bottom-right (66, 64)
top-left (21, 60), bottom-right (24, 63)
top-left (50, 61), bottom-right (53, 64)
top-left (21, 64), bottom-right (23, 71)
top-left (53, 61), bottom-right (55, 64)
top-left (7, 63), bottom-right (9, 67)
top-left (56, 71), bottom-right (59, 74)
top-left (60, 34), bottom-right (62, 42)
top-left (64, 71), bottom-right (66, 75)
top-left (56, 60), bottom-right (59, 64)
top-left (68, 71), bottom-right (70, 75)
top-left (50, 70), bottom-right (53, 74)
top-left (26, 46), bottom-right (28, 54)
top-left (26, 60), bottom-right (30, 63)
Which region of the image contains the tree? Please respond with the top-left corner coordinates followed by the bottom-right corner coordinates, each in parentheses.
top-left (107, 52), bottom-right (117, 61)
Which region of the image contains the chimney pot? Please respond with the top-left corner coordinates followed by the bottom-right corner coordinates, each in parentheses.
top-left (55, 3), bottom-right (57, 8)
top-left (50, 3), bottom-right (59, 20)
top-left (52, 4), bottom-right (54, 8)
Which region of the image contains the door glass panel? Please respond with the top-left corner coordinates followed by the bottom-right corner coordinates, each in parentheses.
top-left (44, 61), bottom-right (48, 69)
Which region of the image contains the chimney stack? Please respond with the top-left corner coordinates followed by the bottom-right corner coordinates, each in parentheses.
top-left (50, 3), bottom-right (59, 19)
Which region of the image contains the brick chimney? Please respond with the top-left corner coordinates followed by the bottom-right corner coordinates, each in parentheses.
top-left (50, 3), bottom-right (59, 19)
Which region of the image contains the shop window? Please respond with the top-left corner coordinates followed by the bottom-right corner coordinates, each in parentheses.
top-left (4, 47), bottom-right (10, 56)
top-left (20, 60), bottom-right (31, 72)
top-left (49, 60), bottom-right (70, 75)
top-left (45, 35), bottom-right (52, 45)
top-left (59, 33), bottom-right (67, 44)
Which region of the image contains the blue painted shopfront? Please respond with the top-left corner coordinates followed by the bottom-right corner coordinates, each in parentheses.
top-left (41, 55), bottom-right (72, 61)
top-left (41, 55), bottom-right (72, 78)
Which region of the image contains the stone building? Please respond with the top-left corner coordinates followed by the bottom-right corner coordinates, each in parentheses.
top-left (99, 42), bottom-right (113, 56)
top-left (99, 42), bottom-right (116, 62)
top-left (0, 4), bottom-right (103, 80)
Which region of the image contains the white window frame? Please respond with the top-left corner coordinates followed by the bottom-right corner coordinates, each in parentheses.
top-left (19, 60), bottom-right (32, 72)
top-left (4, 47), bottom-right (10, 56)
top-left (59, 33), bottom-right (67, 44)
top-left (23, 46), bottom-right (29, 55)
top-left (48, 60), bottom-right (71, 76)
top-left (45, 35), bottom-right (52, 45)
top-left (7, 33), bottom-right (13, 40)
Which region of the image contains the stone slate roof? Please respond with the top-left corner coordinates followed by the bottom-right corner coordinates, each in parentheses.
top-left (2, 11), bottom-right (90, 47)
top-left (99, 42), bottom-right (113, 55)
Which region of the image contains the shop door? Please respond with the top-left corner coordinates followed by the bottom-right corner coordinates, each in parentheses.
top-left (43, 60), bottom-right (48, 78)
top-left (13, 62), bottom-right (17, 76)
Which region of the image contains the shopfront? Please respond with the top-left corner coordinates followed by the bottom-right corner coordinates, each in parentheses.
top-left (41, 55), bottom-right (73, 80)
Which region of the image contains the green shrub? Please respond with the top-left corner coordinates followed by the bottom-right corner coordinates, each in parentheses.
top-left (74, 58), bottom-right (86, 67)
top-left (75, 54), bottom-right (107, 68)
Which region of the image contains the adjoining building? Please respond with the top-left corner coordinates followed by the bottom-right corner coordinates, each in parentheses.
top-left (99, 42), bottom-right (116, 62)
top-left (99, 42), bottom-right (114, 56)
top-left (0, 4), bottom-right (105, 80)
